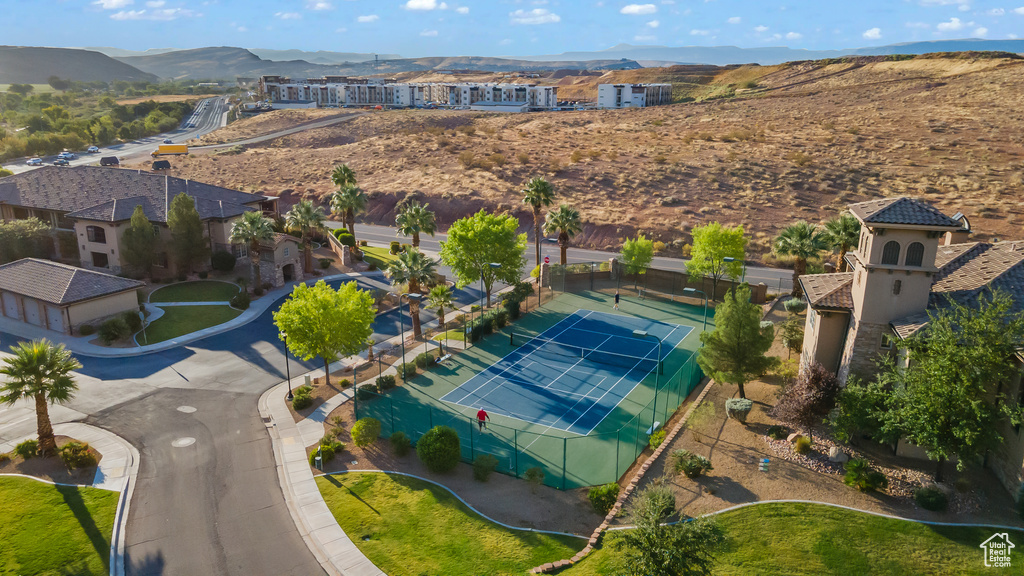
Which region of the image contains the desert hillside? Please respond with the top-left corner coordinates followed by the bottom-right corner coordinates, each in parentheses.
top-left (157, 54), bottom-right (1024, 260)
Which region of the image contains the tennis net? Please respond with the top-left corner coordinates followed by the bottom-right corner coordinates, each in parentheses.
top-left (511, 332), bottom-right (662, 373)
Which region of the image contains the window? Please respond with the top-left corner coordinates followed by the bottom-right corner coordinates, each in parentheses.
top-left (881, 241), bottom-right (900, 265)
top-left (156, 252), bottom-right (168, 268)
top-left (86, 226), bottom-right (106, 244)
top-left (232, 244), bottom-right (248, 259)
top-left (880, 334), bottom-right (893, 350)
top-left (905, 242), bottom-right (925, 267)
top-left (283, 247), bottom-right (290, 258)
top-left (892, 279), bottom-right (902, 295)
top-left (91, 252), bottom-right (109, 268)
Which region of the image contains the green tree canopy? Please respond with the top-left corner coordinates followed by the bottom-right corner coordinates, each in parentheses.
top-left (687, 222), bottom-right (747, 301)
top-left (0, 218), bottom-right (50, 264)
top-left (167, 192), bottom-right (209, 274)
top-left (395, 202), bottom-right (437, 248)
top-left (121, 205), bottom-right (159, 278)
top-left (543, 204), bottom-right (582, 266)
top-left (821, 213), bottom-right (861, 272)
top-left (521, 177), bottom-right (555, 269)
top-left (440, 210), bottom-right (526, 306)
top-left (331, 164), bottom-right (357, 188)
top-left (0, 339), bottom-right (81, 456)
top-left (273, 280), bottom-right (376, 388)
top-left (621, 234), bottom-right (654, 290)
top-left (285, 199), bottom-right (327, 273)
top-left (229, 211), bottom-right (275, 292)
top-left (697, 284), bottom-right (776, 399)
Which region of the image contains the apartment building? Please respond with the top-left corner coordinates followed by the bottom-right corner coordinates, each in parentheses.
top-left (596, 83), bottom-right (672, 109)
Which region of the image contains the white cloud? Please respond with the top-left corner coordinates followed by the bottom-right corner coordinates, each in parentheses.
top-left (1014, 7), bottom-right (1024, 14)
top-left (420, 29), bottom-right (438, 36)
top-left (862, 27), bottom-right (882, 39)
top-left (727, 16), bottom-right (741, 24)
top-left (404, 0), bottom-right (445, 10)
top-left (110, 7), bottom-right (197, 20)
top-left (357, 14), bottom-right (379, 22)
top-left (236, 25), bottom-right (247, 32)
top-left (786, 31), bottom-right (802, 39)
top-left (620, 3), bottom-right (657, 15)
top-left (987, 8), bottom-right (1005, 15)
top-left (647, 19), bottom-right (659, 27)
top-left (905, 21), bottom-right (930, 28)
top-left (1010, 33), bottom-right (1019, 38)
top-left (94, 0), bottom-right (132, 9)
top-left (455, 6), bottom-right (469, 13)
top-left (509, 8), bottom-right (560, 24)
top-left (754, 25), bottom-right (768, 32)
top-left (499, 38), bottom-right (512, 45)
top-left (274, 11), bottom-right (301, 19)
top-left (690, 28), bottom-right (711, 35)
top-left (145, 0), bottom-right (164, 7)
top-left (634, 34), bottom-right (657, 41)
top-left (306, 1), bottom-right (333, 10)
top-left (335, 26), bottom-right (347, 32)
top-left (937, 17), bottom-right (968, 31)
top-left (974, 26), bottom-right (988, 36)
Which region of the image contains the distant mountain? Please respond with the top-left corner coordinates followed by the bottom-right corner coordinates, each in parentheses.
top-left (113, 46), bottom-right (640, 80)
top-left (528, 38), bottom-right (1024, 66)
top-left (248, 49), bottom-right (401, 64)
top-left (0, 46), bottom-right (158, 83)
top-left (84, 47), bottom-right (180, 58)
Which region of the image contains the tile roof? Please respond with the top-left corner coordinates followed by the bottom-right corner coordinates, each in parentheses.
top-left (848, 197), bottom-right (963, 228)
top-left (0, 258), bottom-right (144, 305)
top-left (0, 166), bottom-right (264, 223)
top-left (799, 272), bottom-right (854, 310)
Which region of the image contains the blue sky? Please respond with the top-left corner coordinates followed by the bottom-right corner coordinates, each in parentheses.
top-left (25, 0), bottom-right (1024, 57)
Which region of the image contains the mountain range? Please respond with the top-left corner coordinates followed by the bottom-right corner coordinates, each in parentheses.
top-left (0, 46), bottom-right (158, 83)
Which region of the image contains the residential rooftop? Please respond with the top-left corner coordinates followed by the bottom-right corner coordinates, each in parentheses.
top-left (0, 258), bottom-right (144, 305)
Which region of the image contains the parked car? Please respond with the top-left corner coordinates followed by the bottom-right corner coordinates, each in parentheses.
top-left (87, 146), bottom-right (99, 153)
top-left (152, 160), bottom-right (171, 171)
top-left (100, 156), bottom-right (120, 167)
top-left (53, 158), bottom-right (69, 166)
top-left (162, 138), bottom-right (174, 144)
top-left (26, 158), bottom-right (43, 166)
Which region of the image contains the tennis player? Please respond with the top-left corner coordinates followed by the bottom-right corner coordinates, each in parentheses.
top-left (477, 408), bottom-right (490, 431)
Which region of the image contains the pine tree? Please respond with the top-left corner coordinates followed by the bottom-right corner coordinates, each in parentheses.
top-left (166, 192), bottom-right (209, 274)
top-left (121, 205), bottom-right (159, 278)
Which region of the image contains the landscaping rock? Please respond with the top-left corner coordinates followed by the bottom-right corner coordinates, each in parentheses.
top-left (828, 446), bottom-right (849, 463)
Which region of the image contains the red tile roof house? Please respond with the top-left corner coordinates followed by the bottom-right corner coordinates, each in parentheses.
top-left (798, 196), bottom-right (1024, 498)
top-left (0, 166), bottom-right (302, 285)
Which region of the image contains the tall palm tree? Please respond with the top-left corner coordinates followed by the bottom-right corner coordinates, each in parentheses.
top-left (329, 184), bottom-right (367, 244)
top-left (331, 164), bottom-right (357, 189)
top-left (0, 339), bottom-right (81, 456)
top-left (285, 200), bottom-right (328, 273)
top-left (543, 204), bottom-right (583, 265)
top-left (395, 202), bottom-right (437, 248)
top-left (230, 211), bottom-right (276, 292)
top-left (821, 213), bottom-right (861, 273)
top-left (426, 284), bottom-right (454, 333)
top-left (521, 177), bottom-right (555, 270)
top-left (773, 221), bottom-right (828, 298)
top-left (385, 248), bottom-right (438, 339)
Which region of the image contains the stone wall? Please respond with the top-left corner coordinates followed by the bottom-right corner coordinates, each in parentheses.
top-left (837, 319), bottom-right (893, 384)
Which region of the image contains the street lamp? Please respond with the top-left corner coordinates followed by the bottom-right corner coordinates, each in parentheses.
top-left (723, 256), bottom-right (746, 284)
top-left (682, 287), bottom-right (709, 333)
top-left (633, 329), bottom-right (663, 432)
top-left (399, 292), bottom-right (422, 380)
top-left (281, 331), bottom-right (293, 400)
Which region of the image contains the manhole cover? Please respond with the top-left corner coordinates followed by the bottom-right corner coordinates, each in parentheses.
top-left (177, 406), bottom-right (197, 413)
top-left (172, 437), bottom-right (196, 448)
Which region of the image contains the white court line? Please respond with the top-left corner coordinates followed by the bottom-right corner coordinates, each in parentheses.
top-left (540, 335), bottom-right (613, 391)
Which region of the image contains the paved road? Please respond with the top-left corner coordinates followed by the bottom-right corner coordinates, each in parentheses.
top-left (191, 111), bottom-right (367, 151)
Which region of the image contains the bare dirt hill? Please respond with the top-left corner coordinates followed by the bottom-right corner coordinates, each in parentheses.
top-left (152, 55), bottom-right (1024, 259)
top-left (0, 46), bottom-right (157, 83)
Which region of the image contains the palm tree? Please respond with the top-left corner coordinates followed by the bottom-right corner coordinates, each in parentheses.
top-left (230, 211), bottom-right (276, 292)
top-left (773, 221), bottom-right (828, 298)
top-left (821, 213), bottom-right (861, 273)
top-left (329, 184), bottom-right (367, 244)
top-left (543, 204), bottom-right (583, 265)
top-left (426, 284), bottom-right (455, 333)
top-left (0, 339), bottom-right (81, 456)
top-left (285, 200), bottom-right (328, 273)
top-left (331, 164), bottom-right (357, 189)
top-left (395, 202), bottom-right (437, 248)
top-left (385, 248), bottom-right (438, 339)
top-left (521, 177), bottom-right (555, 270)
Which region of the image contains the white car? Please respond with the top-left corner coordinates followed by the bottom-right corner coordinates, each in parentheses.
top-left (87, 146), bottom-right (99, 153)
top-left (26, 158), bottom-right (43, 166)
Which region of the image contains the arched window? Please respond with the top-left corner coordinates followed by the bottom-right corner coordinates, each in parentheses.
top-left (86, 226), bottom-right (106, 244)
top-left (905, 242), bottom-right (925, 267)
top-left (881, 241), bottom-right (900, 265)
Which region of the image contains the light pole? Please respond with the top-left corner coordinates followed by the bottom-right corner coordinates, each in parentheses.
top-left (633, 329), bottom-right (663, 431)
top-left (399, 292), bottom-right (422, 380)
top-left (281, 331), bottom-right (293, 400)
top-left (683, 287), bottom-right (709, 333)
top-left (723, 256), bottom-right (746, 284)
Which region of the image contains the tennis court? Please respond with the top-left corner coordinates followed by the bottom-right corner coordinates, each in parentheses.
top-left (439, 309), bottom-right (692, 435)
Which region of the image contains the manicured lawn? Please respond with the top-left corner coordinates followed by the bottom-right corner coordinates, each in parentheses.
top-left (316, 472), bottom-right (583, 576)
top-left (432, 329), bottom-right (467, 342)
top-left (139, 305), bottom-right (242, 344)
top-left (361, 245), bottom-right (400, 270)
top-left (561, 502), bottom-right (1024, 576)
top-left (0, 476), bottom-right (118, 576)
top-left (149, 280), bottom-right (240, 303)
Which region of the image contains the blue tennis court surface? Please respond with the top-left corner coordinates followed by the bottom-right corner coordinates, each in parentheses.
top-left (440, 309), bottom-right (692, 435)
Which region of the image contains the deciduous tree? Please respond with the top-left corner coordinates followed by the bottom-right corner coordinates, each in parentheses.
top-left (770, 362), bottom-right (840, 441)
top-left (0, 340), bottom-right (80, 456)
top-left (440, 210), bottom-right (526, 306)
top-left (697, 285), bottom-right (776, 399)
top-left (621, 234), bottom-right (654, 291)
top-left (686, 222), bottom-right (746, 300)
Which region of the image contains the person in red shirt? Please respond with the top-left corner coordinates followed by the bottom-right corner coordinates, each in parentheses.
top-left (477, 408), bottom-right (490, 431)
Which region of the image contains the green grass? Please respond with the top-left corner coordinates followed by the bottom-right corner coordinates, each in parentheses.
top-left (0, 476), bottom-right (118, 576)
top-left (148, 280), bottom-right (240, 303)
top-left (561, 502), bottom-right (1024, 576)
top-left (139, 305), bottom-right (242, 344)
top-left (361, 245), bottom-right (400, 269)
top-left (432, 329), bottom-right (467, 342)
top-left (316, 472), bottom-right (582, 576)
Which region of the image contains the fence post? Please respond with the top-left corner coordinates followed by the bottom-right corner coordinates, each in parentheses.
top-left (354, 381), bottom-right (359, 418)
top-left (634, 416), bottom-right (641, 457)
top-left (470, 417), bottom-right (475, 460)
top-left (562, 438), bottom-right (568, 490)
top-left (390, 401), bottom-right (395, 434)
top-left (429, 407), bottom-right (434, 429)
top-left (615, 428), bottom-right (621, 479)
top-left (514, 430), bottom-right (519, 477)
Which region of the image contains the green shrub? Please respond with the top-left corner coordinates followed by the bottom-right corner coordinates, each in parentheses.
top-left (784, 299), bottom-right (808, 314)
top-left (414, 352), bottom-right (434, 369)
top-left (648, 429), bottom-right (666, 449)
top-left (318, 258), bottom-right (333, 269)
top-left (356, 383), bottom-right (378, 401)
top-left (376, 374), bottom-right (396, 391)
top-left (78, 324), bottom-right (96, 336)
top-left (14, 439), bottom-right (38, 459)
top-left (725, 398), bottom-right (753, 423)
top-left (230, 291), bottom-right (250, 310)
top-left (503, 298), bottom-right (521, 320)
top-left (843, 458), bottom-right (888, 493)
top-left (671, 449), bottom-right (713, 479)
top-left (198, 270), bottom-right (208, 279)
top-left (524, 467), bottom-right (545, 490)
top-left (60, 441), bottom-right (97, 470)
top-left (291, 385), bottom-right (313, 410)
top-left (0, 452), bottom-right (10, 463)
top-left (122, 311), bottom-right (142, 333)
top-left (416, 425), bottom-right (461, 473)
top-left (530, 265), bottom-right (540, 279)
top-left (360, 240), bottom-right (368, 247)
top-left (351, 418), bottom-right (382, 448)
top-left (310, 444), bottom-right (336, 467)
top-left (478, 315), bottom-right (494, 334)
top-left (333, 229), bottom-right (356, 247)
top-left (588, 483), bottom-right (620, 514)
top-left (915, 486), bottom-right (948, 512)
top-left (494, 309), bottom-right (509, 328)
top-left (98, 316), bottom-right (130, 343)
top-left (767, 425), bottom-right (788, 440)
top-left (337, 378), bottom-right (352, 389)
top-left (390, 431), bottom-right (411, 456)
top-left (470, 324), bottom-right (484, 343)
top-left (473, 454), bottom-right (499, 482)
top-left (389, 241), bottom-right (401, 254)
top-left (397, 362), bottom-right (416, 379)
top-left (793, 436), bottom-right (812, 454)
